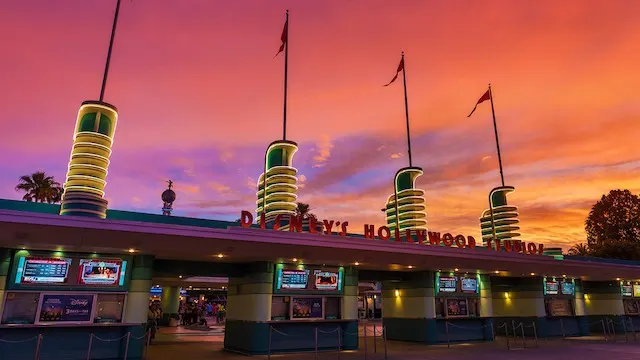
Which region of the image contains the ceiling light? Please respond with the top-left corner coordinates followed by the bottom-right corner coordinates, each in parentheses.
top-left (454, 268), bottom-right (459, 272)
top-left (179, 275), bottom-right (183, 279)
top-left (408, 265), bottom-right (414, 269)
top-left (354, 262), bottom-right (360, 266)
top-left (127, 248), bottom-right (136, 253)
top-left (530, 273), bottom-right (536, 276)
top-left (494, 271), bottom-right (500, 274)
top-left (292, 258), bottom-right (298, 262)
top-left (217, 254), bottom-right (224, 258)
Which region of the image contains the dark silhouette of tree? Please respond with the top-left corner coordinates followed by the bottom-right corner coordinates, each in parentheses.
top-left (567, 243), bottom-right (590, 256)
top-left (295, 202), bottom-right (317, 220)
top-left (15, 172), bottom-right (63, 203)
top-left (585, 190), bottom-right (640, 260)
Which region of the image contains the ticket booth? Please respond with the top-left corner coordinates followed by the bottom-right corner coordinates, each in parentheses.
top-left (542, 277), bottom-right (582, 336)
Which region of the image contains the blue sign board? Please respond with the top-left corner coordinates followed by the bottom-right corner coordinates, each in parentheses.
top-left (39, 294), bottom-right (94, 322)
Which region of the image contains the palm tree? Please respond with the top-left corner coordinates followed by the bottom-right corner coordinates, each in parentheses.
top-left (15, 172), bottom-right (64, 203)
top-left (567, 243), bottom-right (590, 256)
top-left (295, 202), bottom-right (317, 220)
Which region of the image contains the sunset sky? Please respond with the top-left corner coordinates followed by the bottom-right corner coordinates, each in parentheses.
top-left (1, 0), bottom-right (639, 250)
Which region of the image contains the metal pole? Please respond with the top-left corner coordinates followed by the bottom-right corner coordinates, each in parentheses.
top-left (144, 331), bottom-right (151, 360)
top-left (446, 321), bottom-right (451, 348)
top-left (491, 322), bottom-right (495, 342)
top-left (488, 84), bottom-right (505, 186)
top-left (123, 332), bottom-right (130, 360)
top-left (337, 327), bottom-right (341, 360)
top-left (504, 323), bottom-right (510, 350)
top-left (622, 317), bottom-right (629, 343)
top-left (630, 317), bottom-right (637, 341)
top-left (401, 51), bottom-right (412, 167)
top-left (511, 320), bottom-right (517, 343)
top-left (34, 334), bottom-right (43, 360)
top-left (602, 319), bottom-right (608, 342)
top-left (373, 324), bottom-right (377, 353)
top-left (533, 322), bottom-right (539, 348)
top-left (383, 326), bottom-right (388, 360)
top-left (99, 0), bottom-right (122, 102)
top-left (314, 327), bottom-right (318, 360)
top-left (268, 326), bottom-right (272, 360)
top-left (363, 324), bottom-right (368, 360)
top-left (282, 10), bottom-right (289, 140)
top-left (86, 334), bottom-right (93, 360)
top-left (560, 318), bottom-right (565, 338)
top-left (520, 322), bottom-right (525, 348)
top-left (610, 318), bottom-right (617, 339)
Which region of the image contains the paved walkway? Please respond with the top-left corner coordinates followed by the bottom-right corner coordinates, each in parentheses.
top-left (147, 333), bottom-right (640, 360)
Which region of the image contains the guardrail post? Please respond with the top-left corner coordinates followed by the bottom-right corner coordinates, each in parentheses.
top-left (34, 334), bottom-right (43, 360)
top-left (532, 322), bottom-right (539, 348)
top-left (123, 332), bottom-right (130, 360)
top-left (609, 318), bottom-right (617, 340)
top-left (622, 317), bottom-right (629, 343)
top-left (144, 331), bottom-right (151, 360)
top-left (383, 326), bottom-right (388, 360)
top-left (629, 317), bottom-right (637, 342)
top-left (314, 327), bottom-right (319, 360)
top-left (86, 333), bottom-right (93, 360)
top-left (520, 322), bottom-right (525, 348)
top-left (504, 323), bottom-right (510, 350)
top-left (491, 321), bottom-right (495, 342)
top-left (268, 326), bottom-right (272, 360)
top-left (560, 318), bottom-right (565, 339)
top-left (373, 324), bottom-right (377, 353)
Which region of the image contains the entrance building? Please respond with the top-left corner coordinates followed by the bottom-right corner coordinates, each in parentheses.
top-left (2, 199), bottom-right (640, 358)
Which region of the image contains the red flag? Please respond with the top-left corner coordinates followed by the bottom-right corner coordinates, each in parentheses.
top-left (383, 57), bottom-right (404, 87)
top-left (274, 19), bottom-right (288, 58)
top-left (467, 88), bottom-right (491, 117)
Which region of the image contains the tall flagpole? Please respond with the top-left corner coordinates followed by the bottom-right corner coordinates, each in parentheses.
top-left (401, 51), bottom-right (412, 167)
top-left (488, 84), bottom-right (505, 186)
top-left (99, 0), bottom-right (122, 102)
top-left (282, 10), bottom-right (289, 140)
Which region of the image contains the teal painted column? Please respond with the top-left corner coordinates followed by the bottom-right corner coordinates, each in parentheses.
top-left (382, 271), bottom-right (436, 344)
top-left (161, 286), bottom-right (180, 325)
top-left (0, 248), bottom-right (12, 320)
top-left (224, 262), bottom-right (274, 354)
top-left (478, 274), bottom-right (495, 340)
top-left (341, 267), bottom-right (359, 350)
top-left (124, 255), bottom-right (154, 324)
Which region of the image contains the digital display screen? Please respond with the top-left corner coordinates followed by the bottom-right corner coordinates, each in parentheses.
top-left (633, 284), bottom-right (640, 297)
top-left (439, 277), bottom-right (457, 293)
top-left (314, 270), bottom-right (339, 290)
top-left (561, 282), bottom-right (575, 295)
top-left (622, 285), bottom-right (633, 297)
top-left (280, 270), bottom-right (310, 289)
top-left (16, 257), bottom-right (72, 284)
top-left (78, 259), bottom-right (123, 286)
top-left (461, 278), bottom-right (478, 293)
top-left (291, 298), bottom-right (323, 319)
top-left (545, 281), bottom-right (559, 295)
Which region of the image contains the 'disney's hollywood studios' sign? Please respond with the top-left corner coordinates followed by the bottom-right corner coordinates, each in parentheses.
top-left (239, 211), bottom-right (545, 255)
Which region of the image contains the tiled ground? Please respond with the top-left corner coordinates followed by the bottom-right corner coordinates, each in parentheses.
top-left (149, 326), bottom-right (640, 360)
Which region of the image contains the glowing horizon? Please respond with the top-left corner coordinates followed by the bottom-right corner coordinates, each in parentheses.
top-left (1, 0), bottom-right (639, 250)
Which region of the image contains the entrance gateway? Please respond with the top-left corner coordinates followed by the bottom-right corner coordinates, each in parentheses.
top-left (2, 201), bottom-right (640, 358)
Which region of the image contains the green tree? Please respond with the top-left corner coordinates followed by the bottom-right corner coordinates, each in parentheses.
top-left (585, 190), bottom-right (640, 260)
top-left (15, 172), bottom-right (64, 203)
top-left (567, 243), bottom-right (590, 256)
top-left (295, 202), bottom-right (317, 220)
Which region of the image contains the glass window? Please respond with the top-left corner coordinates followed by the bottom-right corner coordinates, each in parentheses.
top-left (325, 297), bottom-right (341, 320)
top-left (545, 298), bottom-right (574, 316)
top-left (1, 292), bottom-right (40, 324)
top-left (624, 299), bottom-right (640, 315)
top-left (270, 296), bottom-right (290, 320)
top-left (94, 294), bottom-right (125, 323)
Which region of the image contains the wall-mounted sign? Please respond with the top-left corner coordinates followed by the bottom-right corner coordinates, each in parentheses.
top-left (291, 297), bottom-right (323, 319)
top-left (545, 281), bottom-right (559, 295)
top-left (461, 278), bottom-right (478, 293)
top-left (78, 259), bottom-right (125, 286)
top-left (239, 211), bottom-right (545, 255)
top-left (15, 257), bottom-right (72, 285)
top-left (633, 284), bottom-right (640, 297)
top-left (38, 294), bottom-right (94, 323)
top-left (560, 282), bottom-right (575, 296)
top-left (439, 277), bottom-right (457, 293)
top-left (313, 270), bottom-right (339, 290)
top-left (446, 298), bottom-right (468, 316)
top-left (622, 285), bottom-right (633, 297)
top-left (279, 270), bottom-right (309, 290)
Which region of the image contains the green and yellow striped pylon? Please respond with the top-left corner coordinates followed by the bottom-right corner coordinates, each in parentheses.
top-left (479, 186), bottom-right (520, 246)
top-left (60, 101), bottom-right (118, 218)
top-left (256, 140), bottom-right (299, 231)
top-left (384, 167), bottom-right (427, 237)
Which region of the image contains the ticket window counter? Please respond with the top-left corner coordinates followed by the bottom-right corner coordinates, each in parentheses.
top-left (270, 296), bottom-right (342, 321)
top-left (543, 278), bottom-right (581, 337)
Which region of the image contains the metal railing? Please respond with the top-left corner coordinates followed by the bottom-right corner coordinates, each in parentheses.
top-left (443, 321), bottom-right (494, 348)
top-left (0, 331), bottom-right (148, 360)
top-left (266, 324), bottom-right (388, 360)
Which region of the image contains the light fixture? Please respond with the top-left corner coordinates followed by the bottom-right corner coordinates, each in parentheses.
top-left (354, 262), bottom-right (360, 266)
top-left (179, 275), bottom-right (183, 279)
top-left (530, 273), bottom-right (536, 276)
top-left (128, 248), bottom-right (136, 253)
top-left (504, 292), bottom-right (510, 299)
top-left (616, 278), bottom-right (621, 281)
top-left (408, 265), bottom-right (414, 269)
top-left (395, 290), bottom-right (400, 297)
top-left (454, 268), bottom-right (459, 272)
top-left (207, 288), bottom-right (211, 290)
top-left (217, 253), bottom-right (224, 258)
top-left (494, 270), bottom-right (500, 274)
top-left (292, 258), bottom-right (298, 262)
top-left (562, 274), bottom-right (567, 278)
top-left (584, 294), bottom-right (590, 300)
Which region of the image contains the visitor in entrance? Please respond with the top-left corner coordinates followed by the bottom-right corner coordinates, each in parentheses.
top-left (216, 304), bottom-right (225, 324)
top-left (147, 303), bottom-right (161, 343)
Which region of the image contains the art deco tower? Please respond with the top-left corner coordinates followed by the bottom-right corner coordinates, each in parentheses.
top-left (384, 167), bottom-right (427, 234)
top-left (256, 141), bottom-right (299, 230)
top-left (479, 186), bottom-right (521, 246)
top-left (60, 0), bottom-right (122, 218)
